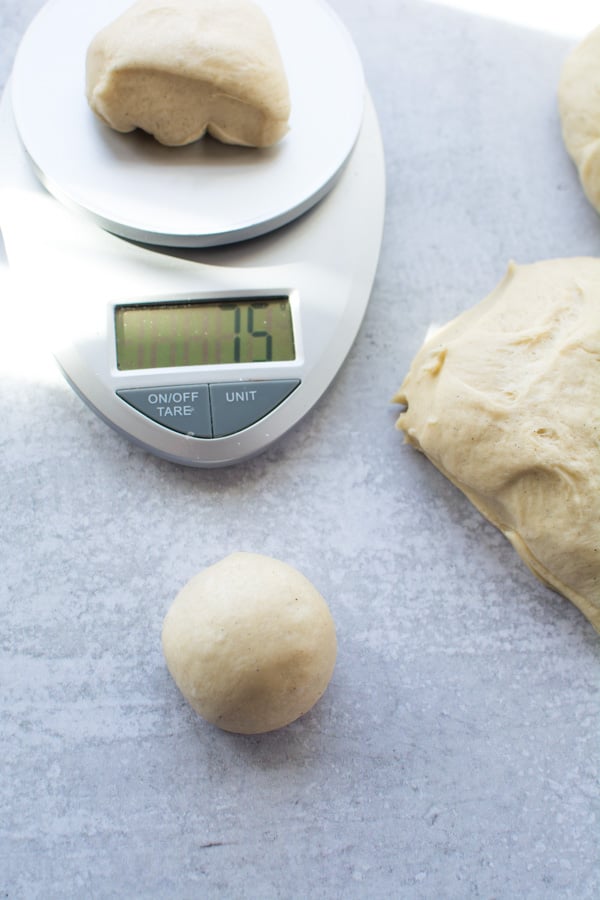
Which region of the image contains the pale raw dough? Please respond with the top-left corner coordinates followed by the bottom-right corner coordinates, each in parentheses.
top-left (86, 0), bottom-right (291, 147)
top-left (161, 553), bottom-right (337, 733)
top-left (394, 258), bottom-right (600, 633)
top-left (559, 27), bottom-right (600, 213)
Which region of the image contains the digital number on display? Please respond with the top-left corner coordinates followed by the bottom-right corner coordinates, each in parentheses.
top-left (115, 297), bottom-right (295, 371)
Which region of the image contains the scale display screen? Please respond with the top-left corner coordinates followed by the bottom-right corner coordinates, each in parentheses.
top-left (115, 297), bottom-right (295, 371)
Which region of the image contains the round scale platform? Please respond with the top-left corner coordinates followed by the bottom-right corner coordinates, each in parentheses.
top-left (10, 0), bottom-right (365, 247)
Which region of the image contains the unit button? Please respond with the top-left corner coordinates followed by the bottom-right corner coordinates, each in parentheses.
top-left (210, 379), bottom-right (300, 437)
top-left (117, 384), bottom-right (212, 437)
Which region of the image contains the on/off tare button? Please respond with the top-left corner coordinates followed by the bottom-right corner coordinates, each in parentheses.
top-left (210, 380), bottom-right (300, 438)
top-left (117, 384), bottom-right (212, 437)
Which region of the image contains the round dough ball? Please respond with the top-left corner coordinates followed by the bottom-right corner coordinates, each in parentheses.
top-left (558, 27), bottom-right (600, 213)
top-left (161, 553), bottom-right (337, 734)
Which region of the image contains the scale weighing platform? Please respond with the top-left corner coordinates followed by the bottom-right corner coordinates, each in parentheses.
top-left (0, 0), bottom-right (385, 467)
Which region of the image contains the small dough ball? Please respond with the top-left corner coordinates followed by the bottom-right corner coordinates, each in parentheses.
top-left (162, 553), bottom-right (337, 733)
top-left (559, 27), bottom-right (600, 212)
top-left (395, 258), bottom-right (600, 633)
top-left (86, 0), bottom-right (291, 148)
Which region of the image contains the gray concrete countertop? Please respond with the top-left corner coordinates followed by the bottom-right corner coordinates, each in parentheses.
top-left (1, 1), bottom-right (599, 897)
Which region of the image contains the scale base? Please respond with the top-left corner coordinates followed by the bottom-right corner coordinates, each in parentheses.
top-left (0, 56), bottom-right (385, 468)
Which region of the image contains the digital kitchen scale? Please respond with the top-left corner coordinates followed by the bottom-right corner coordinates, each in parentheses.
top-left (0, 0), bottom-right (385, 467)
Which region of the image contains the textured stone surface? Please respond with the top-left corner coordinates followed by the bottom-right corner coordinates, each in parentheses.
top-left (1, 1), bottom-right (599, 898)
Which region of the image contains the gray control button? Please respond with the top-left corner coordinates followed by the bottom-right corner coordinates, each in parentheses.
top-left (210, 379), bottom-right (300, 438)
top-left (117, 384), bottom-right (212, 437)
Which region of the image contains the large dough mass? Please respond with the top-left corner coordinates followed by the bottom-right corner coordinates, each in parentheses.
top-left (86, 0), bottom-right (291, 147)
top-left (394, 258), bottom-right (600, 633)
top-left (162, 553), bottom-right (337, 733)
top-left (559, 26), bottom-right (600, 213)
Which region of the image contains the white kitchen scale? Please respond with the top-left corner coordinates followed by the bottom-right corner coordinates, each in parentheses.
top-left (0, 0), bottom-right (385, 467)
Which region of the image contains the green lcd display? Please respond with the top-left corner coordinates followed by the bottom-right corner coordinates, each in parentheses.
top-left (115, 297), bottom-right (295, 371)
